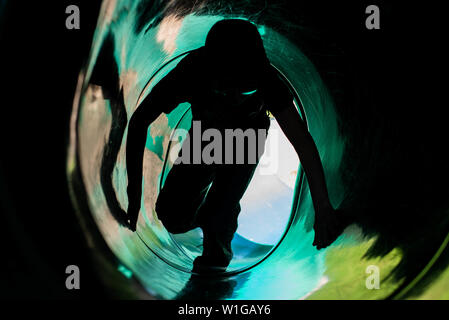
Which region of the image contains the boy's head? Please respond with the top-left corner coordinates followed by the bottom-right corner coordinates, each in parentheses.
top-left (204, 19), bottom-right (270, 96)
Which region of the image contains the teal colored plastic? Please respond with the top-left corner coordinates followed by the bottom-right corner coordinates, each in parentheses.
top-left (73, 0), bottom-right (406, 299)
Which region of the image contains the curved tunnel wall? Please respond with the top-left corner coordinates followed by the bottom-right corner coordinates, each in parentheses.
top-left (68, 0), bottom-right (449, 299)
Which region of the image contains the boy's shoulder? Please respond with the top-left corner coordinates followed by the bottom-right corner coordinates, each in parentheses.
top-left (178, 47), bottom-right (207, 68)
top-left (260, 66), bottom-right (294, 112)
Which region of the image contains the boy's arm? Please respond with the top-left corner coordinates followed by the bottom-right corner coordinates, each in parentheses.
top-left (271, 103), bottom-right (332, 213)
top-left (271, 102), bottom-right (342, 249)
top-left (126, 99), bottom-right (162, 229)
top-left (126, 63), bottom-right (191, 230)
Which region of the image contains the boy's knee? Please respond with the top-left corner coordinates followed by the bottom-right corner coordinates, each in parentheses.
top-left (155, 195), bottom-right (174, 222)
top-left (155, 191), bottom-right (176, 217)
top-left (160, 219), bottom-right (190, 234)
top-left (155, 194), bottom-right (193, 234)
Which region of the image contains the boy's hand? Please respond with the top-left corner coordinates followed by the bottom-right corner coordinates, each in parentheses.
top-left (127, 203), bottom-right (139, 232)
top-left (313, 207), bottom-right (349, 250)
top-left (126, 185), bottom-right (141, 232)
top-left (112, 207), bottom-right (132, 229)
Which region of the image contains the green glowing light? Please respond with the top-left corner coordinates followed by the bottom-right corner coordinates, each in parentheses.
top-left (241, 89), bottom-right (257, 96)
top-left (118, 265), bottom-right (133, 279)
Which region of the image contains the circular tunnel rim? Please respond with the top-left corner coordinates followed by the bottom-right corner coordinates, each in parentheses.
top-left (133, 49), bottom-right (310, 277)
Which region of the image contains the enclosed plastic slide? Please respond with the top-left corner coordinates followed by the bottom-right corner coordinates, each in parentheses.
top-left (67, 0), bottom-right (449, 299)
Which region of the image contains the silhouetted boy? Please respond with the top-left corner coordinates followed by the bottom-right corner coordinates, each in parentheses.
top-left (126, 19), bottom-right (346, 273)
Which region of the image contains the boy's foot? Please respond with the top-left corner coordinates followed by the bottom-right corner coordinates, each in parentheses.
top-left (192, 256), bottom-right (228, 275)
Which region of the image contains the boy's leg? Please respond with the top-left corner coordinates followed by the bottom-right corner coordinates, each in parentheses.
top-left (193, 115), bottom-right (271, 272)
top-left (193, 163), bottom-right (258, 270)
top-left (155, 163), bottom-right (216, 234)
